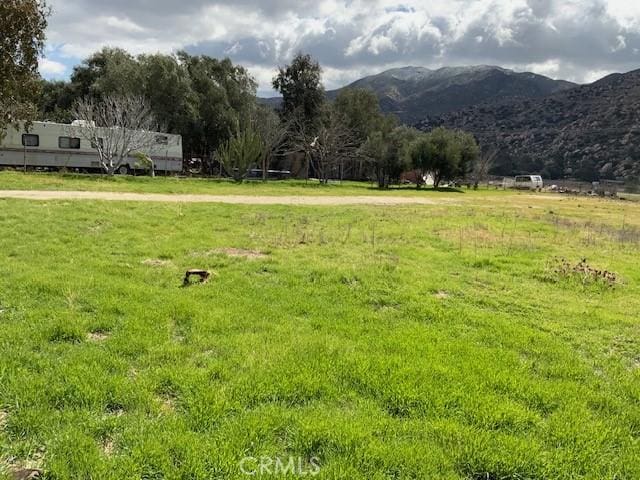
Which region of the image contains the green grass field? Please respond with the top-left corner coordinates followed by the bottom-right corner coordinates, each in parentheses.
top-left (0, 176), bottom-right (639, 479)
top-left (0, 171), bottom-right (510, 198)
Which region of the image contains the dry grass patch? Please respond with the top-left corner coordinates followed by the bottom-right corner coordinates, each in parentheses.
top-left (101, 438), bottom-right (115, 457)
top-left (142, 258), bottom-right (173, 267)
top-left (102, 408), bottom-right (124, 419)
top-left (608, 334), bottom-right (640, 371)
top-left (434, 291), bottom-right (450, 299)
top-left (87, 331), bottom-right (110, 342)
top-left (211, 248), bottom-right (268, 260)
top-left (158, 396), bottom-right (176, 415)
top-left (0, 410), bottom-right (7, 430)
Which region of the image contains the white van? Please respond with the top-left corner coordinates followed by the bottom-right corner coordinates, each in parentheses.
top-left (514, 175), bottom-right (544, 190)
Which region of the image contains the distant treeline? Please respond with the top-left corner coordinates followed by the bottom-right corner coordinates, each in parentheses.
top-left (39, 48), bottom-right (257, 166)
top-left (39, 49), bottom-right (484, 186)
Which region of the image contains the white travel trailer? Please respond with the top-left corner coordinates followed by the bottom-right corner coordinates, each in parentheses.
top-left (514, 175), bottom-right (544, 190)
top-left (0, 121), bottom-right (183, 174)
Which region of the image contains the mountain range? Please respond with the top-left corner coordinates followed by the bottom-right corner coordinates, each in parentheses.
top-left (326, 65), bottom-right (576, 123)
top-left (422, 69), bottom-right (640, 181)
top-left (262, 65), bottom-right (575, 124)
top-left (261, 65), bottom-right (640, 182)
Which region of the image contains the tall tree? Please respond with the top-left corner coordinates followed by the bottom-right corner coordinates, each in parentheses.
top-left (179, 53), bottom-right (257, 164)
top-left (422, 128), bottom-right (459, 188)
top-left (70, 48), bottom-right (144, 99)
top-left (249, 103), bottom-right (288, 181)
top-left (410, 128), bottom-right (477, 188)
top-left (455, 130), bottom-right (480, 179)
top-left (334, 88), bottom-right (390, 179)
top-left (334, 88), bottom-right (384, 142)
top-left (39, 49), bottom-right (258, 168)
top-left (362, 124), bottom-right (416, 188)
top-left (292, 104), bottom-right (358, 184)
top-left (138, 54), bottom-right (196, 136)
top-left (0, 0), bottom-right (49, 134)
top-left (40, 48), bottom-right (147, 122)
top-left (39, 80), bottom-right (76, 123)
top-left (272, 53), bottom-right (324, 128)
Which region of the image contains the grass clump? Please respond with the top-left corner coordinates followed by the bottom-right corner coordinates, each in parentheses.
top-left (546, 257), bottom-right (620, 288)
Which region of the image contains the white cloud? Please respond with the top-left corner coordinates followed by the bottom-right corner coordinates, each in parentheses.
top-left (583, 69), bottom-right (616, 83)
top-left (104, 16), bottom-right (146, 33)
top-left (613, 34), bottom-right (627, 52)
top-left (606, 0), bottom-right (640, 29)
top-left (39, 57), bottom-right (67, 76)
top-left (524, 60), bottom-right (560, 79)
top-left (44, 0), bottom-right (640, 94)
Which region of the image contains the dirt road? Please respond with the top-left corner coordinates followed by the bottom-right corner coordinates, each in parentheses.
top-left (0, 190), bottom-right (454, 206)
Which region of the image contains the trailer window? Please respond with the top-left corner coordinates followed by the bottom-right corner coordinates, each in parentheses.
top-left (155, 135), bottom-right (169, 145)
top-left (22, 134), bottom-right (39, 147)
top-left (58, 136), bottom-right (81, 149)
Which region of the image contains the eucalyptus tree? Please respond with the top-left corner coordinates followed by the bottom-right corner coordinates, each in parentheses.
top-left (273, 53), bottom-right (325, 129)
top-left (0, 0), bottom-right (49, 135)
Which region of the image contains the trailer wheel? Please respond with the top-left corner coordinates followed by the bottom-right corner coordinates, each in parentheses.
top-left (118, 165), bottom-right (130, 175)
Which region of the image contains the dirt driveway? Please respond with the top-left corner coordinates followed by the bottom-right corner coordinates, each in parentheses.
top-left (0, 190), bottom-right (455, 206)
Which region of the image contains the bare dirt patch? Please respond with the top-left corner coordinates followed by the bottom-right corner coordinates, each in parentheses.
top-left (4, 449), bottom-right (46, 480)
top-left (8, 468), bottom-right (42, 480)
top-left (0, 190), bottom-right (454, 206)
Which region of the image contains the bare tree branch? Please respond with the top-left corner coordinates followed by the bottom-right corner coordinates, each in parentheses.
top-left (249, 105), bottom-right (290, 180)
top-left (287, 107), bottom-right (360, 183)
top-left (69, 95), bottom-right (160, 175)
top-left (471, 147), bottom-right (498, 188)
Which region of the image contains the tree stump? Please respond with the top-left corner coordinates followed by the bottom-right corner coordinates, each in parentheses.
top-left (183, 269), bottom-right (211, 286)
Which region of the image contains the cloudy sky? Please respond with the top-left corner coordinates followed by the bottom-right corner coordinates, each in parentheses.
top-left (40, 0), bottom-right (640, 96)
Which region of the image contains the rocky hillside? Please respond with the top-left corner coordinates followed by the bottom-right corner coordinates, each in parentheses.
top-left (328, 66), bottom-right (575, 123)
top-left (261, 65), bottom-right (574, 124)
top-left (420, 69), bottom-right (640, 181)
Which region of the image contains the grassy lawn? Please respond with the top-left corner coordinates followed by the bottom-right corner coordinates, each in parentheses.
top-left (0, 191), bottom-right (639, 478)
top-left (0, 171), bottom-right (515, 198)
